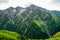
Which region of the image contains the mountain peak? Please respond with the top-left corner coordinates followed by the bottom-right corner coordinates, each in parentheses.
top-left (29, 4), bottom-right (36, 7)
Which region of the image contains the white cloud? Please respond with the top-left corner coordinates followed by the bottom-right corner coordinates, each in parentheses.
top-left (0, 0), bottom-right (60, 11)
top-left (0, 0), bottom-right (32, 10)
top-left (0, 0), bottom-right (8, 3)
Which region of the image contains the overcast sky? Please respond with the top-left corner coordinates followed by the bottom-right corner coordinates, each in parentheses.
top-left (0, 0), bottom-right (60, 10)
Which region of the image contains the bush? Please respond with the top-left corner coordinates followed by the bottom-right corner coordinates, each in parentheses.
top-left (0, 30), bottom-right (19, 40)
top-left (49, 32), bottom-right (60, 40)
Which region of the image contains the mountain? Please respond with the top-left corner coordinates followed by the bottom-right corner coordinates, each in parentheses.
top-left (0, 4), bottom-right (60, 39)
top-left (51, 10), bottom-right (60, 17)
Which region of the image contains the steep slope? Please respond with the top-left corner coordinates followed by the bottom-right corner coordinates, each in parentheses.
top-left (0, 5), bottom-right (60, 39)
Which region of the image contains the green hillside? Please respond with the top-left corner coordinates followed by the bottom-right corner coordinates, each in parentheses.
top-left (0, 30), bottom-right (19, 40)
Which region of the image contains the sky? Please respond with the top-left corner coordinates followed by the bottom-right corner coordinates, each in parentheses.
top-left (0, 0), bottom-right (60, 11)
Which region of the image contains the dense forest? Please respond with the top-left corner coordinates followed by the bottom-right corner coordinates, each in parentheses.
top-left (0, 5), bottom-right (60, 40)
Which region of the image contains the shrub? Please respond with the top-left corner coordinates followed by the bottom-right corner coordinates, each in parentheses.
top-left (49, 32), bottom-right (60, 40)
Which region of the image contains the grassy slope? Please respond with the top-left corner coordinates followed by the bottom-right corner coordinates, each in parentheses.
top-left (0, 30), bottom-right (19, 40)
